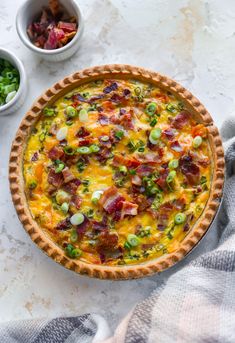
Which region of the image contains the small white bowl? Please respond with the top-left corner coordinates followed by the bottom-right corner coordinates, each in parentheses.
top-left (0, 48), bottom-right (27, 116)
top-left (16, 0), bottom-right (84, 62)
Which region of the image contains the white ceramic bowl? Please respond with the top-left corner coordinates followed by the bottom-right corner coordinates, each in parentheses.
top-left (16, 0), bottom-right (84, 62)
top-left (0, 48), bottom-right (27, 116)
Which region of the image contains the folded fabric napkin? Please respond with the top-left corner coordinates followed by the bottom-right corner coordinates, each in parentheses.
top-left (1, 118), bottom-right (235, 343)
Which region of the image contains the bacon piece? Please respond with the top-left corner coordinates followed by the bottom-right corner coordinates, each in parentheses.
top-left (96, 147), bottom-right (112, 163)
top-left (99, 186), bottom-right (125, 214)
top-left (62, 167), bottom-right (76, 183)
top-left (71, 195), bottom-right (82, 209)
top-left (56, 217), bottom-right (70, 231)
top-left (189, 151), bottom-right (210, 168)
top-left (163, 128), bottom-right (176, 141)
top-left (99, 136), bottom-right (112, 149)
top-left (97, 231), bottom-right (119, 251)
top-left (123, 89), bottom-right (131, 97)
top-left (137, 151), bottom-right (163, 165)
top-left (92, 216), bottom-right (108, 232)
top-left (98, 113), bottom-right (109, 126)
top-left (172, 111), bottom-right (190, 129)
top-left (103, 82), bottom-right (118, 94)
top-left (155, 169), bottom-right (169, 191)
top-left (44, 28), bottom-right (58, 50)
top-left (48, 146), bottom-right (64, 161)
top-left (76, 216), bottom-right (90, 237)
top-left (119, 111), bottom-right (134, 130)
top-left (89, 95), bottom-right (104, 103)
top-left (31, 152), bottom-right (39, 162)
top-left (76, 126), bottom-right (90, 138)
top-left (58, 21), bottom-right (77, 33)
top-left (179, 155), bottom-right (200, 185)
top-left (48, 168), bottom-right (63, 188)
top-left (133, 194), bottom-right (151, 211)
top-left (112, 154), bottom-right (141, 168)
top-left (136, 165), bottom-right (155, 176)
top-left (131, 175), bottom-right (142, 186)
top-left (170, 140), bottom-right (182, 152)
top-left (120, 201), bottom-right (138, 219)
top-left (172, 198), bottom-right (186, 211)
top-left (110, 93), bottom-right (123, 103)
top-left (63, 179), bottom-right (81, 194)
top-left (78, 137), bottom-right (94, 146)
top-left (49, 0), bottom-right (60, 16)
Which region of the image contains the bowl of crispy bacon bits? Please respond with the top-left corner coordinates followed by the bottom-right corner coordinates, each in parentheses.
top-left (16, 0), bottom-right (83, 61)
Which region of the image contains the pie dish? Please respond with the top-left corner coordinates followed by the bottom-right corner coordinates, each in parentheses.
top-left (9, 64), bottom-right (224, 279)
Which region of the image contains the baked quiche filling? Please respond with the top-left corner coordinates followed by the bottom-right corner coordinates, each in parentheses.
top-left (23, 79), bottom-right (212, 265)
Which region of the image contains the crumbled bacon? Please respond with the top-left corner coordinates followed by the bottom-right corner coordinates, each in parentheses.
top-left (76, 126), bottom-right (90, 138)
top-left (76, 216), bottom-right (90, 237)
top-left (133, 194), bottom-right (151, 211)
top-left (31, 152), bottom-right (39, 162)
top-left (136, 165), bottom-right (155, 176)
top-left (96, 147), bottom-right (112, 163)
top-left (120, 201), bottom-right (138, 219)
top-left (98, 113), bottom-right (109, 126)
top-left (97, 231), bottom-right (119, 251)
top-left (163, 128), bottom-right (176, 140)
top-left (137, 151), bottom-right (163, 165)
top-left (170, 141), bottom-right (183, 153)
top-left (99, 186), bottom-right (125, 214)
top-left (112, 154), bottom-right (141, 168)
top-left (71, 195), bottom-right (82, 209)
top-left (63, 179), bottom-right (81, 194)
top-left (171, 111), bottom-right (190, 129)
top-left (99, 136), bottom-right (112, 149)
top-left (172, 198), bottom-right (186, 211)
top-left (155, 169), bottom-right (169, 191)
top-left (62, 167), bottom-right (76, 183)
top-left (103, 82), bottom-right (118, 94)
top-left (91, 216), bottom-right (108, 232)
top-left (48, 146), bottom-right (64, 161)
top-left (131, 175), bottom-right (142, 186)
top-left (179, 155), bottom-right (200, 185)
top-left (56, 217), bottom-right (70, 231)
top-left (58, 21), bottom-right (77, 33)
top-left (78, 137), bottom-right (94, 146)
top-left (48, 168), bottom-right (63, 188)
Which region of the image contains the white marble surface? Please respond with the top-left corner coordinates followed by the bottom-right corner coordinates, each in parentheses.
top-left (0, 0), bottom-right (235, 331)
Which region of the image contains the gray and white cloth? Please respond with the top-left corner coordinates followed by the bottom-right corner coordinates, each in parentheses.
top-left (1, 118), bottom-right (235, 343)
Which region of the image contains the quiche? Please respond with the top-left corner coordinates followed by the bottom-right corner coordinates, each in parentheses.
top-left (9, 65), bottom-right (224, 279)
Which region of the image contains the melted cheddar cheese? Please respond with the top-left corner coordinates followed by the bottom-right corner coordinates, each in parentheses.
top-left (23, 79), bottom-right (212, 265)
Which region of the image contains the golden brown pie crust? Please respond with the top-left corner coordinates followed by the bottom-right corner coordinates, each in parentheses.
top-left (9, 64), bottom-right (225, 280)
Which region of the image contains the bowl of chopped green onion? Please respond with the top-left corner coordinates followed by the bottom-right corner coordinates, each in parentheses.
top-left (0, 48), bottom-right (27, 116)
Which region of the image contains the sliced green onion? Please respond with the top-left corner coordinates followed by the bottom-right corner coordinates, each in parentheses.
top-left (166, 170), bottom-right (176, 183)
top-left (193, 136), bottom-right (202, 148)
top-left (61, 202), bottom-right (69, 214)
top-left (70, 213), bottom-right (85, 226)
top-left (146, 102), bottom-right (157, 115)
top-left (91, 190), bottom-right (103, 204)
top-left (28, 180), bottom-right (37, 189)
top-left (134, 87), bottom-right (141, 96)
top-left (119, 166), bottom-right (127, 174)
top-left (4, 84), bottom-right (16, 94)
top-left (77, 146), bottom-right (91, 154)
top-left (56, 190), bottom-right (69, 204)
top-left (124, 241), bottom-right (131, 250)
top-left (70, 229), bottom-right (78, 242)
top-left (66, 105), bottom-right (77, 118)
top-left (63, 146), bottom-right (75, 155)
top-left (168, 159), bottom-right (179, 169)
top-left (115, 130), bottom-right (124, 140)
top-left (150, 128), bottom-right (162, 140)
top-left (174, 213), bottom-right (186, 225)
top-left (90, 144), bottom-right (100, 153)
top-left (79, 109), bottom-right (88, 122)
top-left (43, 107), bottom-right (55, 117)
top-left (100, 135), bottom-right (109, 142)
top-left (127, 234), bottom-right (140, 247)
top-left (65, 244), bottom-right (82, 258)
top-left (5, 90), bottom-right (17, 103)
top-left (55, 162), bottom-right (65, 173)
top-left (56, 127), bottom-right (68, 141)
top-left (166, 103), bottom-right (177, 113)
top-left (150, 118), bottom-right (157, 127)
top-left (129, 169), bottom-right (136, 175)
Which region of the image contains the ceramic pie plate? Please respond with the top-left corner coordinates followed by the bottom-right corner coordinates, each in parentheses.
top-left (9, 64), bottom-right (225, 280)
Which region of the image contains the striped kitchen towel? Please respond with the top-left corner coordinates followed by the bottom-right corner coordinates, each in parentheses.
top-left (1, 117), bottom-right (235, 342)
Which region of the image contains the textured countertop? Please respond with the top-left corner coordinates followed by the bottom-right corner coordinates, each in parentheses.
top-left (0, 0), bottom-right (235, 331)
